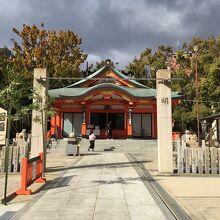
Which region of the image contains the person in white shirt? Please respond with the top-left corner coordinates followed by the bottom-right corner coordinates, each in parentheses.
top-left (88, 129), bottom-right (96, 151)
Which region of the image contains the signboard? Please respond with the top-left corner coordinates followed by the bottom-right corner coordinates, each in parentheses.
top-left (0, 108), bottom-right (7, 145)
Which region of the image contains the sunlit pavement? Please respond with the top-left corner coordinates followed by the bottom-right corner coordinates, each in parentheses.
top-left (11, 152), bottom-right (173, 220)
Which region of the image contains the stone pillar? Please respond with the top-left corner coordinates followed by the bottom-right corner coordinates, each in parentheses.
top-left (210, 147), bottom-right (218, 174)
top-left (204, 148), bottom-right (210, 174)
top-left (156, 69), bottom-right (173, 173)
top-left (31, 68), bottom-right (48, 158)
top-left (0, 146), bottom-right (5, 172)
top-left (198, 148), bottom-right (203, 174)
top-left (192, 148), bottom-right (198, 174)
top-left (184, 147), bottom-right (191, 174)
top-left (177, 140), bottom-right (184, 173)
top-left (217, 148), bottom-right (220, 174)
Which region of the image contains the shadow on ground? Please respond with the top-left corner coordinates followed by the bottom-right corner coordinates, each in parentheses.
top-left (92, 177), bottom-right (143, 185)
top-left (46, 160), bottom-right (152, 173)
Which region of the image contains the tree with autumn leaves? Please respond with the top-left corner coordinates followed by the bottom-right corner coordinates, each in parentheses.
top-left (0, 24), bottom-right (88, 134)
top-left (11, 23), bottom-right (87, 88)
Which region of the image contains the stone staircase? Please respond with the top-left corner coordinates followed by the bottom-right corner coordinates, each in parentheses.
top-left (53, 139), bottom-right (157, 153)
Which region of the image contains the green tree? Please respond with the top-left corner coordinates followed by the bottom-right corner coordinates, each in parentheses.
top-left (126, 46), bottom-right (173, 87)
top-left (172, 37), bottom-right (220, 131)
top-left (127, 38), bottom-right (220, 132)
top-left (0, 65), bottom-right (32, 134)
top-left (11, 23), bottom-right (87, 88)
top-left (0, 47), bottom-right (13, 89)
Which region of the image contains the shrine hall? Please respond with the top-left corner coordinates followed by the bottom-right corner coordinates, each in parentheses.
top-left (49, 62), bottom-right (181, 139)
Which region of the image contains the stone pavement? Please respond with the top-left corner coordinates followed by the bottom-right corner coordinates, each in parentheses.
top-left (0, 173), bottom-right (20, 202)
top-left (133, 152), bottom-right (220, 220)
top-left (0, 148), bottom-right (80, 219)
top-left (11, 152), bottom-right (174, 220)
top-left (0, 149), bottom-right (78, 203)
top-left (155, 175), bottom-right (220, 220)
top-left (1, 140), bottom-right (220, 219)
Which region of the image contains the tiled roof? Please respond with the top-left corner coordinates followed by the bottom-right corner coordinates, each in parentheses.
top-left (49, 83), bottom-right (181, 99)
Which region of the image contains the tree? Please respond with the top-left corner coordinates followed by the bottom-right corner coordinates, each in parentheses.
top-left (11, 23), bottom-right (87, 88)
top-left (127, 38), bottom-right (220, 132)
top-left (0, 65), bottom-right (51, 204)
top-left (0, 65), bottom-right (32, 134)
top-left (0, 47), bottom-right (13, 89)
top-left (126, 46), bottom-right (173, 87)
top-left (172, 37), bottom-right (220, 132)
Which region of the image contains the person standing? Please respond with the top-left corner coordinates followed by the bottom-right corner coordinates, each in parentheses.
top-left (88, 129), bottom-right (96, 151)
top-left (107, 121), bottom-right (112, 139)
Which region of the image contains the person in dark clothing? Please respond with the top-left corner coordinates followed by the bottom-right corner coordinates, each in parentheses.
top-left (107, 121), bottom-right (112, 139)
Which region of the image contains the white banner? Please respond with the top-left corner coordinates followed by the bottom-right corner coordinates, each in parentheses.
top-left (0, 108), bottom-right (7, 145)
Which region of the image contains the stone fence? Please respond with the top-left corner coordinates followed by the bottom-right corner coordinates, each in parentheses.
top-left (0, 142), bottom-right (29, 173)
top-left (174, 139), bottom-right (220, 174)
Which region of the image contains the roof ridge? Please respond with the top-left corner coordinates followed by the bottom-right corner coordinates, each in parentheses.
top-left (112, 67), bottom-right (149, 88)
top-left (66, 66), bottom-right (106, 88)
top-left (66, 65), bottom-right (149, 88)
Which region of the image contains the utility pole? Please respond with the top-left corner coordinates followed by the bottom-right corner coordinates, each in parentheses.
top-left (194, 45), bottom-right (200, 146)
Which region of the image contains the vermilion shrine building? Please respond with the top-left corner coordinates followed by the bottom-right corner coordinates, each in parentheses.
top-left (49, 63), bottom-right (180, 139)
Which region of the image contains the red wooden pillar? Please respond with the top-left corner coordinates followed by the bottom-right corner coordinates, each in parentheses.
top-left (81, 104), bottom-right (88, 138)
top-left (81, 108), bottom-right (86, 138)
top-left (55, 112), bottom-right (61, 138)
top-left (51, 115), bottom-right (56, 137)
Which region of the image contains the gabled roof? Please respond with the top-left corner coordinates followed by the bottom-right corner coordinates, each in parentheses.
top-left (67, 65), bottom-right (149, 88)
top-left (49, 82), bottom-right (181, 99)
top-left (49, 64), bottom-right (182, 100)
top-left (67, 66), bottom-right (106, 88)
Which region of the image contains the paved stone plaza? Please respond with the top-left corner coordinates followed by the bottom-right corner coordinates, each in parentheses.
top-left (11, 151), bottom-right (174, 220)
top-left (1, 140), bottom-right (220, 219)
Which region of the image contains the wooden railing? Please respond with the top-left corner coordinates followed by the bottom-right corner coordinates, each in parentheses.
top-left (16, 153), bottom-right (46, 195)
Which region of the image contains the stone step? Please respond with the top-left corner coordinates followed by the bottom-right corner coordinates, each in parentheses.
top-left (50, 139), bottom-right (158, 153)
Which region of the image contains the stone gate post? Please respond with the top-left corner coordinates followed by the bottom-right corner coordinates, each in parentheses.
top-left (156, 69), bottom-right (173, 173)
top-left (31, 68), bottom-right (48, 158)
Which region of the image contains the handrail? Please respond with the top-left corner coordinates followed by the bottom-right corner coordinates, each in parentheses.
top-left (16, 152), bottom-right (46, 195)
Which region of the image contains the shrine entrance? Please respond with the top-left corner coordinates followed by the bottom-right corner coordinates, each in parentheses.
top-left (90, 112), bottom-right (125, 139)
